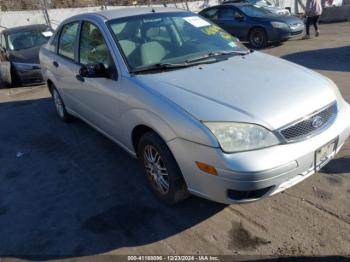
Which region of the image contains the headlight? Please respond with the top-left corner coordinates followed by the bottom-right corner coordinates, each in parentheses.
top-left (271, 22), bottom-right (289, 29)
top-left (204, 122), bottom-right (280, 153)
top-left (12, 62), bottom-right (40, 70)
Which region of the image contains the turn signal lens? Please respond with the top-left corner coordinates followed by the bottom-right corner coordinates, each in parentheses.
top-left (196, 161), bottom-right (218, 176)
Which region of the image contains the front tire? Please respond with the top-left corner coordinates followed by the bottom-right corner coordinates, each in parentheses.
top-left (249, 28), bottom-right (267, 49)
top-left (138, 132), bottom-right (189, 205)
top-left (52, 87), bottom-right (72, 122)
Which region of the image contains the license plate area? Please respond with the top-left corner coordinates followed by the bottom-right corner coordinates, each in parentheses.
top-left (314, 138), bottom-right (338, 171)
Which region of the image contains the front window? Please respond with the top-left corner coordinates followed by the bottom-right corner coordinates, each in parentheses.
top-left (219, 8), bottom-right (235, 20)
top-left (79, 21), bottom-right (114, 69)
top-left (108, 12), bottom-right (248, 70)
top-left (7, 27), bottom-right (52, 51)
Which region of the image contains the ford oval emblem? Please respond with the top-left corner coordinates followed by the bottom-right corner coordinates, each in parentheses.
top-left (312, 116), bottom-right (323, 128)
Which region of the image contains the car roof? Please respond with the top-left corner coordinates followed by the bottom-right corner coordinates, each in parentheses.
top-left (223, 0), bottom-right (246, 3)
top-left (69, 7), bottom-right (189, 21)
top-left (200, 3), bottom-right (251, 12)
top-left (221, 2), bottom-right (252, 7)
top-left (2, 24), bottom-right (49, 35)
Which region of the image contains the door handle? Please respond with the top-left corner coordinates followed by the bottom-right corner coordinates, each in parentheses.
top-left (53, 61), bottom-right (59, 68)
top-left (76, 74), bottom-right (85, 82)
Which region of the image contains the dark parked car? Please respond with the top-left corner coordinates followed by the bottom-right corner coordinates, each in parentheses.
top-left (0, 24), bottom-right (53, 87)
top-left (223, 0), bottom-right (291, 16)
top-left (199, 3), bottom-right (304, 48)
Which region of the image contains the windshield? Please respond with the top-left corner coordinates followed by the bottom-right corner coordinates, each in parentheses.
top-left (239, 5), bottom-right (270, 16)
top-left (253, 0), bottom-right (273, 7)
top-left (108, 12), bottom-right (248, 70)
top-left (8, 28), bottom-right (52, 51)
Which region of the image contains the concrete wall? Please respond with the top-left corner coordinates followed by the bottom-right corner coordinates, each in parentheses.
top-left (0, 1), bottom-right (213, 31)
top-left (320, 5), bottom-right (350, 22)
top-left (0, 0), bottom-right (349, 32)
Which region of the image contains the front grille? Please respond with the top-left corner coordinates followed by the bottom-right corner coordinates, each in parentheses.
top-left (290, 22), bottom-right (303, 28)
top-left (291, 30), bottom-right (303, 35)
top-left (280, 102), bottom-right (337, 142)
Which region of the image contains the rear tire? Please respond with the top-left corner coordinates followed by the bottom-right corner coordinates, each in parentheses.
top-left (52, 86), bottom-right (73, 122)
top-left (138, 132), bottom-right (189, 205)
top-left (249, 28), bottom-right (267, 49)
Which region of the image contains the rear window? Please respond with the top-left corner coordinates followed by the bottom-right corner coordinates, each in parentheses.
top-left (58, 22), bottom-right (79, 60)
top-left (48, 31), bottom-right (59, 52)
top-left (202, 8), bottom-right (219, 19)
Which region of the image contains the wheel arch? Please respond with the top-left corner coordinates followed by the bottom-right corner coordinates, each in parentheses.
top-left (47, 79), bottom-right (54, 94)
top-left (132, 124), bottom-right (157, 157)
top-left (121, 109), bottom-right (178, 157)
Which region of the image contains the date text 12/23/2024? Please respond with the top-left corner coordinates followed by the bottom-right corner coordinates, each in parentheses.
top-left (128, 256), bottom-right (220, 261)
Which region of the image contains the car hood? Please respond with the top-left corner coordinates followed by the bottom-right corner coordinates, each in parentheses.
top-left (260, 14), bottom-right (302, 25)
top-left (135, 52), bottom-right (337, 130)
top-left (262, 6), bottom-right (289, 15)
top-left (9, 46), bottom-right (41, 64)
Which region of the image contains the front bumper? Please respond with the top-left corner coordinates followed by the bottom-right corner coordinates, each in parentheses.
top-left (167, 100), bottom-right (350, 204)
top-left (268, 27), bottom-right (304, 42)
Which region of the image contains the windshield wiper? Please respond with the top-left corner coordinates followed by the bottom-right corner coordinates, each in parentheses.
top-left (131, 62), bottom-right (190, 74)
top-left (186, 50), bottom-right (251, 63)
top-left (131, 59), bottom-right (218, 74)
top-left (130, 50), bottom-right (252, 74)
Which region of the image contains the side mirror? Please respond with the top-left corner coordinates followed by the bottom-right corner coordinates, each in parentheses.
top-left (235, 13), bottom-right (244, 21)
top-left (79, 63), bottom-right (108, 78)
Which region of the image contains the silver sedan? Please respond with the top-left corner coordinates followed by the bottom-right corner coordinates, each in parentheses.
top-left (39, 8), bottom-right (350, 205)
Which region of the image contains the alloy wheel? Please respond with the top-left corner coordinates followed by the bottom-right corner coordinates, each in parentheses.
top-left (250, 30), bottom-right (265, 48)
top-left (143, 145), bottom-right (170, 194)
top-left (53, 90), bottom-right (65, 119)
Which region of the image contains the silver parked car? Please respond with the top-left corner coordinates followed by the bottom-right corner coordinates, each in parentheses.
top-left (40, 8), bottom-right (350, 205)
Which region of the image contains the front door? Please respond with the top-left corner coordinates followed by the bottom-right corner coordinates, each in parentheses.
top-left (74, 21), bottom-right (123, 141)
top-left (217, 7), bottom-right (247, 40)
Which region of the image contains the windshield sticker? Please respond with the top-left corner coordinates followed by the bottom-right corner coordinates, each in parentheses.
top-left (228, 42), bottom-right (237, 48)
top-left (143, 18), bottom-right (162, 23)
top-left (201, 24), bottom-right (221, 35)
top-left (220, 31), bottom-right (233, 40)
top-left (42, 31), bottom-right (53, 37)
top-left (184, 16), bottom-right (210, 27)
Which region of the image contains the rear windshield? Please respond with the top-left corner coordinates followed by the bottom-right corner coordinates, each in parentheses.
top-left (108, 12), bottom-right (248, 70)
top-left (8, 27), bottom-right (53, 51)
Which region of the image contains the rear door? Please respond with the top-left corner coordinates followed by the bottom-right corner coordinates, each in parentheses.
top-left (50, 21), bottom-right (81, 111)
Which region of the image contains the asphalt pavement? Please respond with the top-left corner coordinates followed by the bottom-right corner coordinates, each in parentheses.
top-left (0, 22), bottom-right (349, 260)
